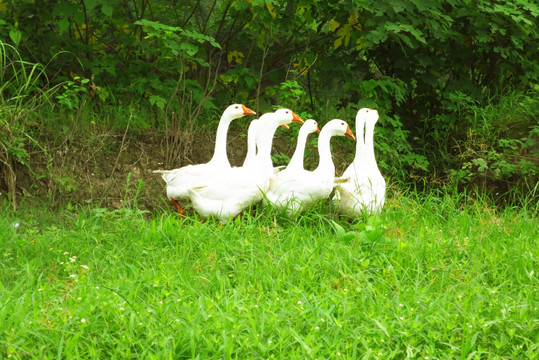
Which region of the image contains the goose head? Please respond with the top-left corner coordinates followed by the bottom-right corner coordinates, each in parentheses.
top-left (356, 108), bottom-right (380, 125)
top-left (322, 119), bottom-right (356, 140)
top-left (272, 108), bottom-right (304, 129)
top-left (302, 119), bottom-right (321, 135)
top-left (224, 104), bottom-right (256, 120)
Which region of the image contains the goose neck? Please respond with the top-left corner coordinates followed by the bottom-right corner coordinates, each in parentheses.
top-left (314, 131), bottom-right (335, 174)
top-left (364, 121), bottom-right (377, 163)
top-left (210, 114), bottom-right (233, 166)
top-left (353, 118), bottom-right (366, 163)
top-left (287, 131), bottom-right (308, 170)
top-left (255, 124), bottom-right (279, 173)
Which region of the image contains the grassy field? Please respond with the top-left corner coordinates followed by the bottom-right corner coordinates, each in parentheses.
top-left (1, 191), bottom-right (537, 359)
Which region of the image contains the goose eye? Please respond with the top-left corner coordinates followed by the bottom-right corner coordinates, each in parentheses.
top-left (235, 106), bottom-right (239, 109)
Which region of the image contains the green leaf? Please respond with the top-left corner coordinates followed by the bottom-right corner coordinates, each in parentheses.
top-left (85, 0), bottom-right (98, 11)
top-left (330, 220), bottom-right (345, 237)
top-left (149, 95), bottom-right (166, 110)
top-left (9, 29), bottom-right (22, 46)
top-left (101, 4), bottom-right (113, 17)
top-left (58, 18), bottom-right (70, 32)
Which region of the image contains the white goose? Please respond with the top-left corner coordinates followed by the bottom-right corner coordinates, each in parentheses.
top-left (266, 119), bottom-right (355, 215)
top-left (284, 119), bottom-right (320, 172)
top-left (188, 109), bottom-right (303, 222)
top-left (153, 104), bottom-right (256, 214)
top-left (334, 108), bottom-right (386, 216)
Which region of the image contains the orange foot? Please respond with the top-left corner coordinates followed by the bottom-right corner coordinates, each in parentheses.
top-left (171, 198), bottom-right (186, 217)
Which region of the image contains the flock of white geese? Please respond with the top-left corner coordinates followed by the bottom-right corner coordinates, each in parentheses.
top-left (153, 104), bottom-right (386, 222)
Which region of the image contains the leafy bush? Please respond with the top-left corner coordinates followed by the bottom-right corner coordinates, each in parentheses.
top-left (447, 87), bottom-right (539, 198)
top-left (1, 0), bottom-right (537, 198)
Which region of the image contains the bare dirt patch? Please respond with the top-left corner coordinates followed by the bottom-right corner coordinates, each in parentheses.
top-left (2, 126), bottom-right (353, 212)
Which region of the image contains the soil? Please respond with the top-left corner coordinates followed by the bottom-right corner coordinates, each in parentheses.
top-left (2, 125), bottom-right (353, 212)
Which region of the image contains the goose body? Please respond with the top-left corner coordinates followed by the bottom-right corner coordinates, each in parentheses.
top-left (188, 109), bottom-right (303, 222)
top-left (153, 104), bottom-right (255, 213)
top-left (334, 108), bottom-right (386, 216)
top-left (266, 119), bottom-right (355, 215)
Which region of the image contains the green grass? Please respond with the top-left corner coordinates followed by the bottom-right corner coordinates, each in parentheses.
top-left (1, 192), bottom-right (537, 359)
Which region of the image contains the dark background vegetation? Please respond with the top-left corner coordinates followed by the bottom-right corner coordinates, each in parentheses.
top-left (1, 0), bottom-right (538, 210)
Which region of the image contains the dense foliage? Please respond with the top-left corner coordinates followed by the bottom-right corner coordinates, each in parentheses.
top-left (1, 0), bottom-right (538, 204)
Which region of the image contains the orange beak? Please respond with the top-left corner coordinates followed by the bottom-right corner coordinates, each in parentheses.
top-left (242, 105), bottom-right (256, 116)
top-left (280, 124), bottom-right (290, 129)
top-left (345, 125), bottom-right (355, 140)
top-left (315, 125), bottom-right (321, 134)
top-left (292, 111), bottom-right (304, 124)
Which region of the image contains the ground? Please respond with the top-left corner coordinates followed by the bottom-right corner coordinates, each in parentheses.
top-left (2, 125), bottom-right (353, 212)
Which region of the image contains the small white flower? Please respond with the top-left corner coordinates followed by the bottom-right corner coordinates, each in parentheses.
top-left (297, 301), bottom-right (302, 304)
top-left (38, 288), bottom-right (42, 292)
top-left (315, 326), bottom-right (320, 330)
top-left (268, 340), bottom-right (272, 344)
top-left (81, 265), bottom-right (89, 270)
top-left (337, 352), bottom-right (341, 356)
top-left (120, 307), bottom-right (124, 311)
top-left (400, 317), bottom-right (404, 320)
top-left (77, 297), bottom-right (82, 301)
top-left (13, 222), bottom-right (20, 228)
top-left (321, 318), bottom-right (325, 322)
top-left (63, 252), bottom-right (69, 255)
top-left (69, 274), bottom-right (76, 278)
top-left (147, 308), bottom-right (152, 313)
top-left (276, 297), bottom-right (280, 301)
top-left (399, 303), bottom-right (403, 307)
top-left (81, 318), bottom-right (86, 323)
top-left (95, 286), bottom-right (100, 290)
